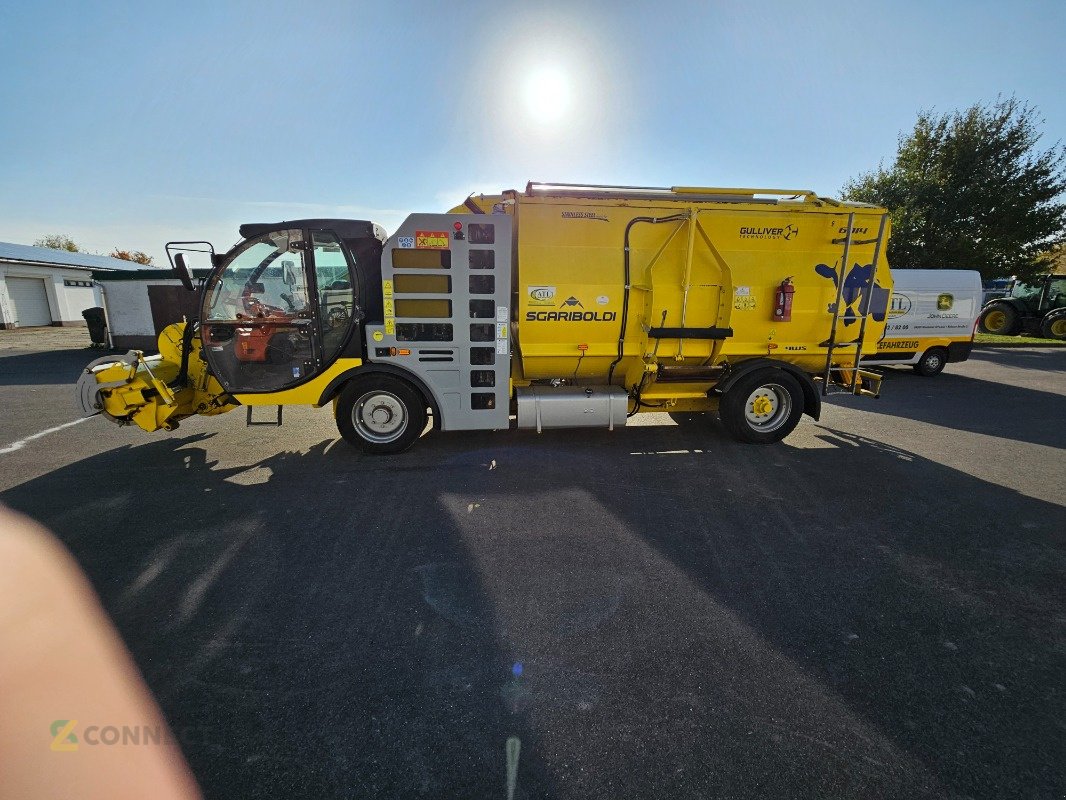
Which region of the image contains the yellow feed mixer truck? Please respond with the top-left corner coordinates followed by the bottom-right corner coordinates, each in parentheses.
top-left (76, 183), bottom-right (893, 453)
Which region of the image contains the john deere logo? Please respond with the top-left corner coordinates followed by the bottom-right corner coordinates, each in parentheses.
top-left (889, 294), bottom-right (912, 317)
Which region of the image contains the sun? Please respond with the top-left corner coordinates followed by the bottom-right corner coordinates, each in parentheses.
top-left (524, 66), bottom-right (572, 126)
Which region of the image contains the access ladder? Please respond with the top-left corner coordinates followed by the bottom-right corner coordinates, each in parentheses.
top-left (820, 211), bottom-right (889, 397)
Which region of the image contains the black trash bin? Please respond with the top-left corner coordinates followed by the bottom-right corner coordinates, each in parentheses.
top-left (82, 307), bottom-right (108, 347)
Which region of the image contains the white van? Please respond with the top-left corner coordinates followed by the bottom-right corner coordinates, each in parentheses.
top-left (863, 269), bottom-right (982, 376)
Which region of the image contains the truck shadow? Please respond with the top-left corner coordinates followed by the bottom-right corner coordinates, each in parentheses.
top-left (2, 421), bottom-right (1063, 798)
top-left (0, 434), bottom-right (557, 799)
top-left (826, 357), bottom-right (1066, 450)
top-left (968, 346), bottom-right (1066, 371)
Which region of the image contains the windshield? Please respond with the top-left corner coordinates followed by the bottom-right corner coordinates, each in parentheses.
top-left (1009, 281), bottom-right (1040, 301)
top-left (205, 231), bottom-right (310, 321)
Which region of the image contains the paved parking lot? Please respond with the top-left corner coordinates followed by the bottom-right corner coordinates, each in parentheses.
top-left (1, 329), bottom-right (1063, 798)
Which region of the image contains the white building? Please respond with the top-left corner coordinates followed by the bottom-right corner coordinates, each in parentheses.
top-left (94, 269), bottom-right (206, 350)
top-left (0, 242), bottom-right (138, 328)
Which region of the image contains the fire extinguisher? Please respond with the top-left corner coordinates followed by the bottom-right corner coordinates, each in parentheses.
top-left (773, 277), bottom-right (794, 322)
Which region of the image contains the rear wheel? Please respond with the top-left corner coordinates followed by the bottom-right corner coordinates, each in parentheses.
top-left (336, 375), bottom-right (427, 454)
top-left (913, 347), bottom-right (948, 376)
top-left (1040, 313), bottom-right (1066, 340)
top-left (978, 303), bottom-right (1019, 335)
top-left (719, 369), bottom-right (804, 444)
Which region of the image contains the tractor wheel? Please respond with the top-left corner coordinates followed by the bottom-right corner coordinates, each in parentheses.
top-left (1039, 313), bottom-right (1066, 341)
top-left (913, 347), bottom-right (948, 377)
top-left (336, 375), bottom-right (428, 454)
top-left (719, 369), bottom-right (804, 444)
top-left (978, 303), bottom-right (1020, 335)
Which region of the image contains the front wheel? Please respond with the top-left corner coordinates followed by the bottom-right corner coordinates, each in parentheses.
top-left (336, 375), bottom-right (428, 454)
top-left (719, 369), bottom-right (805, 444)
top-left (913, 347), bottom-right (948, 377)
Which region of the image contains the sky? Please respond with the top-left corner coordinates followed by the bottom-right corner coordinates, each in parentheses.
top-left (1, 0), bottom-right (1063, 266)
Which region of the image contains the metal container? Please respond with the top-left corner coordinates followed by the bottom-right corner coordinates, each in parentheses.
top-left (516, 385), bottom-right (628, 432)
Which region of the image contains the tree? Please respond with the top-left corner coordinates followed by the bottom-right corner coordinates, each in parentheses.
top-left (842, 98), bottom-right (1066, 281)
top-left (109, 249), bottom-right (154, 265)
top-left (34, 234), bottom-right (80, 252)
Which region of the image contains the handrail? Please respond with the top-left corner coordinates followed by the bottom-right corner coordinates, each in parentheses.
top-left (671, 186), bottom-right (817, 198)
top-left (526, 181), bottom-right (819, 199)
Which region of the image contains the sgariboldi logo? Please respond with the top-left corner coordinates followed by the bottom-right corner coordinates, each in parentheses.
top-left (740, 224), bottom-right (798, 240)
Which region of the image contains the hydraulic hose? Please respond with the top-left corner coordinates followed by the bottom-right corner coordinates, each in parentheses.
top-left (607, 214), bottom-right (689, 385)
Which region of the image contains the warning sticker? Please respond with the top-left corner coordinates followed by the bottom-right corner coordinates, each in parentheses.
top-left (734, 296), bottom-right (757, 311)
top-left (372, 330), bottom-right (383, 342)
top-left (415, 230), bottom-right (449, 249)
top-left (384, 318), bottom-right (395, 335)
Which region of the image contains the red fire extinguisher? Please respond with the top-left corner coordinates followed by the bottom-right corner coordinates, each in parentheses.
top-left (773, 277), bottom-right (795, 322)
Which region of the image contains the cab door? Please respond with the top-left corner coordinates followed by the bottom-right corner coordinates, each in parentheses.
top-left (200, 227), bottom-right (357, 394)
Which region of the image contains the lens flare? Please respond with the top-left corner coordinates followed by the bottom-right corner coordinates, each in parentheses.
top-left (524, 66), bottom-right (571, 126)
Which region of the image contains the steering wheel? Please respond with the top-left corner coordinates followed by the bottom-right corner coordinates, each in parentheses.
top-left (241, 295), bottom-right (286, 319)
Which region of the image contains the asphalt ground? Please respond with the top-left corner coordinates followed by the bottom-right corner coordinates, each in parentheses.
top-left (0, 329), bottom-right (1063, 799)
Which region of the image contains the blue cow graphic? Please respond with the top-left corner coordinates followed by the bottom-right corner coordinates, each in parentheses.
top-left (815, 262), bottom-right (890, 326)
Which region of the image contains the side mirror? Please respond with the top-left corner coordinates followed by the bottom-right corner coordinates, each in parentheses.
top-left (174, 253), bottom-right (194, 292)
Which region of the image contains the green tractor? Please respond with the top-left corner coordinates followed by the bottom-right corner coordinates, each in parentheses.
top-left (978, 274), bottom-right (1066, 340)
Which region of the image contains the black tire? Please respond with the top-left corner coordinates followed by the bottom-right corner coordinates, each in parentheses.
top-left (719, 369), bottom-right (805, 444)
top-left (913, 347), bottom-right (948, 376)
top-left (978, 303), bottom-right (1020, 335)
top-left (335, 375), bottom-right (428, 454)
top-left (1039, 312), bottom-right (1066, 341)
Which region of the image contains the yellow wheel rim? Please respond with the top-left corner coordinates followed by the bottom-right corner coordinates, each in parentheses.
top-left (1051, 318), bottom-right (1066, 338)
top-left (984, 310), bottom-right (1008, 332)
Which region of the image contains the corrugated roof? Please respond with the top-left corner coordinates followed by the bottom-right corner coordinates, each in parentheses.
top-left (0, 241), bottom-right (144, 271)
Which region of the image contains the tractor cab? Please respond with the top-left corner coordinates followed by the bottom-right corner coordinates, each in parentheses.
top-left (179, 219), bottom-right (386, 394)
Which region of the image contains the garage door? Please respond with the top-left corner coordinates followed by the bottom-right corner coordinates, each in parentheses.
top-left (6, 277), bottom-right (53, 327)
